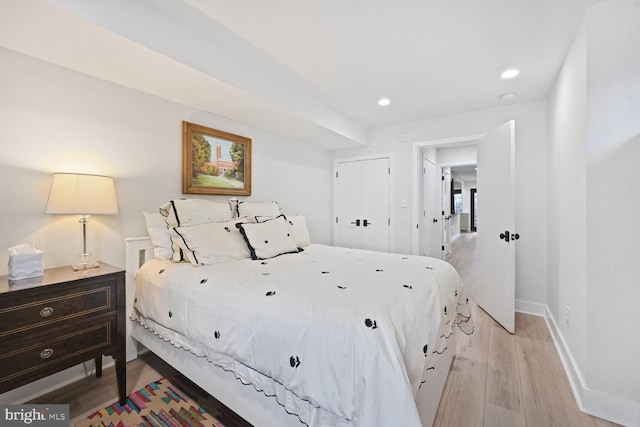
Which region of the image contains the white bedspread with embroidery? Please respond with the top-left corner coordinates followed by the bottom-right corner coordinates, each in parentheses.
top-left (131, 244), bottom-right (473, 427)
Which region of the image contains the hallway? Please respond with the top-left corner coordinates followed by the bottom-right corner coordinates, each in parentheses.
top-left (436, 232), bottom-right (618, 427)
top-left (445, 232), bottom-right (477, 298)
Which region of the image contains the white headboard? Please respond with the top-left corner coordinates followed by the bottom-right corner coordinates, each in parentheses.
top-left (124, 237), bottom-right (153, 361)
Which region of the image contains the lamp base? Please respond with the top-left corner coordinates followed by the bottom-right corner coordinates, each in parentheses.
top-left (72, 253), bottom-right (100, 271)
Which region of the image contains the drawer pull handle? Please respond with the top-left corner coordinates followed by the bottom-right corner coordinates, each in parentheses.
top-left (40, 348), bottom-right (54, 359)
top-left (40, 307), bottom-right (54, 317)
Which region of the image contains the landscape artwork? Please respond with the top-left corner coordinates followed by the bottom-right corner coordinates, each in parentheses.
top-left (182, 121), bottom-right (252, 196)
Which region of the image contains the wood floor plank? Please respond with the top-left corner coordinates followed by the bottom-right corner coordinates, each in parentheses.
top-left (484, 401), bottom-right (526, 427)
top-left (485, 323), bottom-right (523, 415)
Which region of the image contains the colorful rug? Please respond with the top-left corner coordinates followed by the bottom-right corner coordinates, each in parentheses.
top-left (76, 376), bottom-right (245, 427)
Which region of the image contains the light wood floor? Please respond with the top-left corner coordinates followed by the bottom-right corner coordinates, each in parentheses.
top-left (31, 233), bottom-right (619, 426)
top-left (435, 232), bottom-right (619, 427)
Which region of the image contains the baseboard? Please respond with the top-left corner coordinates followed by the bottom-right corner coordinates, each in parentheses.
top-left (517, 300), bottom-right (639, 427)
top-left (515, 299), bottom-right (546, 316)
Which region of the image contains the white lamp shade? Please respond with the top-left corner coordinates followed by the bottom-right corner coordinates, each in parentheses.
top-left (45, 173), bottom-right (118, 215)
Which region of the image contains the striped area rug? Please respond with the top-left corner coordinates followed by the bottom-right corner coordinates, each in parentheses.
top-left (76, 376), bottom-right (236, 427)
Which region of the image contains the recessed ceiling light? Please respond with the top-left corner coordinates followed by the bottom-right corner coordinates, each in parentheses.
top-left (377, 98), bottom-right (391, 107)
top-left (500, 93), bottom-right (516, 101)
top-left (500, 69), bottom-right (520, 79)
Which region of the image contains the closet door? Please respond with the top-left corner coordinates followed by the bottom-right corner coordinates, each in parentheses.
top-left (334, 160), bottom-right (363, 249)
top-left (334, 157), bottom-right (390, 252)
top-left (361, 158), bottom-right (390, 252)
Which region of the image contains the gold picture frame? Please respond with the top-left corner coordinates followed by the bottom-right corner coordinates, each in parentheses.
top-left (182, 121), bottom-right (252, 196)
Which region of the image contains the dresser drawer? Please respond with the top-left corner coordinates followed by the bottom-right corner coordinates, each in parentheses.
top-left (0, 316), bottom-right (116, 390)
top-left (0, 279), bottom-right (116, 339)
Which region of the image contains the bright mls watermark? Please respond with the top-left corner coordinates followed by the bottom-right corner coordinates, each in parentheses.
top-left (1, 405), bottom-right (69, 426)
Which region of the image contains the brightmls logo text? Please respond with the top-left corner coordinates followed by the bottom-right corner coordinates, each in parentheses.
top-left (5, 408), bottom-right (46, 424)
top-left (1, 405), bottom-right (68, 426)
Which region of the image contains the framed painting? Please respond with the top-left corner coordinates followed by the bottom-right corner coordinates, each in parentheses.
top-left (182, 121), bottom-right (252, 196)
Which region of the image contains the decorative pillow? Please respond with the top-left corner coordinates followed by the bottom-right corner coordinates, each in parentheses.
top-left (285, 215), bottom-right (311, 247)
top-left (160, 199), bottom-right (234, 228)
top-left (236, 215), bottom-right (300, 260)
top-left (236, 201), bottom-right (280, 219)
top-left (256, 214), bottom-right (311, 247)
top-left (143, 212), bottom-right (173, 260)
top-left (169, 218), bottom-right (250, 266)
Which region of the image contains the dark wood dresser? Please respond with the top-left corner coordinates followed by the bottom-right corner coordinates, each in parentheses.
top-left (0, 263), bottom-right (126, 404)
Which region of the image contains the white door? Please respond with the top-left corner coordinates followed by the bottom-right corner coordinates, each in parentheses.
top-left (361, 158), bottom-right (391, 252)
top-left (420, 157), bottom-right (440, 257)
top-left (334, 157), bottom-right (390, 251)
top-left (334, 161), bottom-right (362, 249)
top-left (475, 120), bottom-right (516, 333)
top-left (441, 168), bottom-right (452, 256)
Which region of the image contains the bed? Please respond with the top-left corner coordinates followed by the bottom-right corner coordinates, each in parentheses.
top-left (125, 199), bottom-right (473, 427)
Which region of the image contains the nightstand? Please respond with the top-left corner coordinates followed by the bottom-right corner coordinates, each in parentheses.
top-left (0, 263), bottom-right (126, 404)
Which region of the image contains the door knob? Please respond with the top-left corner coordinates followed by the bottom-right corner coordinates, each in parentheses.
top-left (363, 219), bottom-right (370, 227)
top-left (512, 233), bottom-right (520, 240)
top-left (350, 219), bottom-right (361, 226)
top-left (432, 218), bottom-right (438, 223)
top-left (499, 231), bottom-right (510, 242)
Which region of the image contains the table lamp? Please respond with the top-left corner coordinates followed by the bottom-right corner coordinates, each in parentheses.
top-left (45, 173), bottom-right (118, 270)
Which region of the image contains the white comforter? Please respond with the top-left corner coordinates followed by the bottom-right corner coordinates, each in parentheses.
top-left (132, 244), bottom-right (473, 427)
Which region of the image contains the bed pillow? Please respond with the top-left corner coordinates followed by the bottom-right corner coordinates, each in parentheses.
top-left (160, 199), bottom-right (234, 228)
top-left (236, 201), bottom-right (280, 219)
top-left (143, 212), bottom-right (173, 260)
top-left (236, 215), bottom-right (300, 260)
top-left (256, 214), bottom-right (311, 247)
top-left (285, 215), bottom-right (311, 247)
top-left (169, 218), bottom-right (251, 266)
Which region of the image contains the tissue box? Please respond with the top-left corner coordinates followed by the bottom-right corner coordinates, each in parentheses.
top-left (8, 245), bottom-right (44, 281)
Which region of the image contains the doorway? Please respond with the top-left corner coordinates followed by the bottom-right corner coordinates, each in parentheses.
top-left (411, 134), bottom-right (484, 255)
top-left (411, 121), bottom-right (517, 333)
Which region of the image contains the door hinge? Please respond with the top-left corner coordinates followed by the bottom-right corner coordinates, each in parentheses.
top-left (336, 217), bottom-right (339, 223)
top-left (441, 175), bottom-right (445, 181)
top-left (442, 210), bottom-right (445, 216)
top-left (442, 245), bottom-right (445, 251)
top-left (416, 223), bottom-right (419, 229)
top-left (336, 171), bottom-right (339, 178)
top-left (388, 218), bottom-right (390, 226)
top-left (388, 167), bottom-right (391, 175)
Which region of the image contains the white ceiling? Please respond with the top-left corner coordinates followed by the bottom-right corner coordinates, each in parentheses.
top-left (451, 165), bottom-right (478, 183)
top-left (1, 0), bottom-right (604, 149)
top-left (185, 0), bottom-right (602, 126)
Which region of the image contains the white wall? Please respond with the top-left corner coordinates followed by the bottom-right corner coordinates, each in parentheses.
top-left (462, 181), bottom-right (476, 216)
top-left (584, 0), bottom-right (640, 408)
top-left (547, 17), bottom-right (589, 382)
top-left (438, 145), bottom-right (477, 167)
top-left (0, 47), bottom-right (334, 403)
top-left (333, 100), bottom-right (548, 306)
top-left (547, 0), bottom-right (640, 423)
top-left (0, 47), bottom-right (334, 275)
